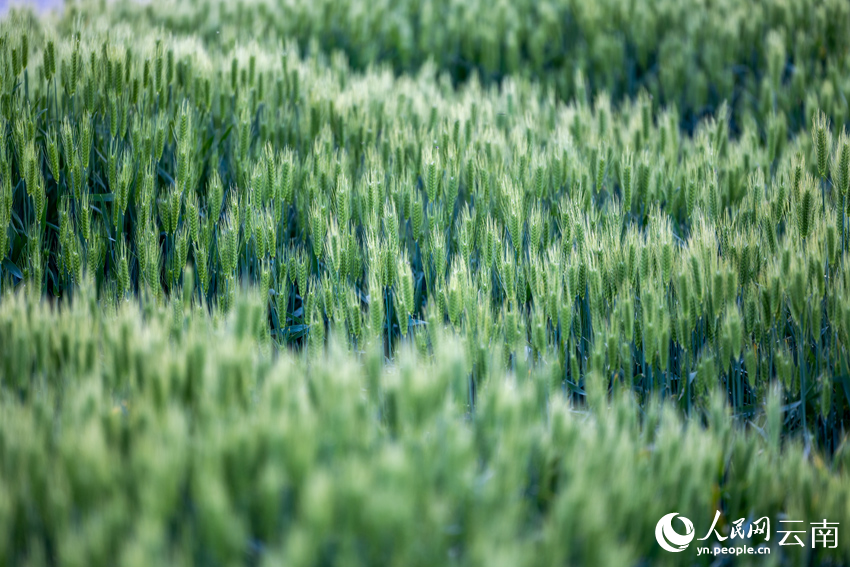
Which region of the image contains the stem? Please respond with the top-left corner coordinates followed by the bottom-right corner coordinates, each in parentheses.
top-left (729, 359), bottom-right (735, 411)
top-left (385, 286), bottom-right (392, 358)
top-left (53, 76), bottom-right (59, 126)
top-left (799, 324), bottom-right (807, 437)
top-left (839, 191), bottom-right (847, 267)
top-left (666, 341), bottom-right (672, 400)
top-left (685, 348), bottom-right (691, 417)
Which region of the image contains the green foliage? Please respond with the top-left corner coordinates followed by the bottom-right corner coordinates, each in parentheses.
top-left (0, 1), bottom-right (850, 564)
top-left (0, 289), bottom-right (847, 566)
top-left (0, 3), bottom-right (844, 438)
top-left (71, 0), bottom-right (850, 133)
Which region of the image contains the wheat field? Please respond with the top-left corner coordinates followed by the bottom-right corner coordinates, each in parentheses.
top-left (1, 1), bottom-right (850, 565)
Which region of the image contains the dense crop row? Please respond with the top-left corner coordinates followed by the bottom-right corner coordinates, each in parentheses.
top-left (87, 0), bottom-right (850, 133)
top-left (2, 6), bottom-right (850, 447)
top-left (1, 289), bottom-right (849, 566)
